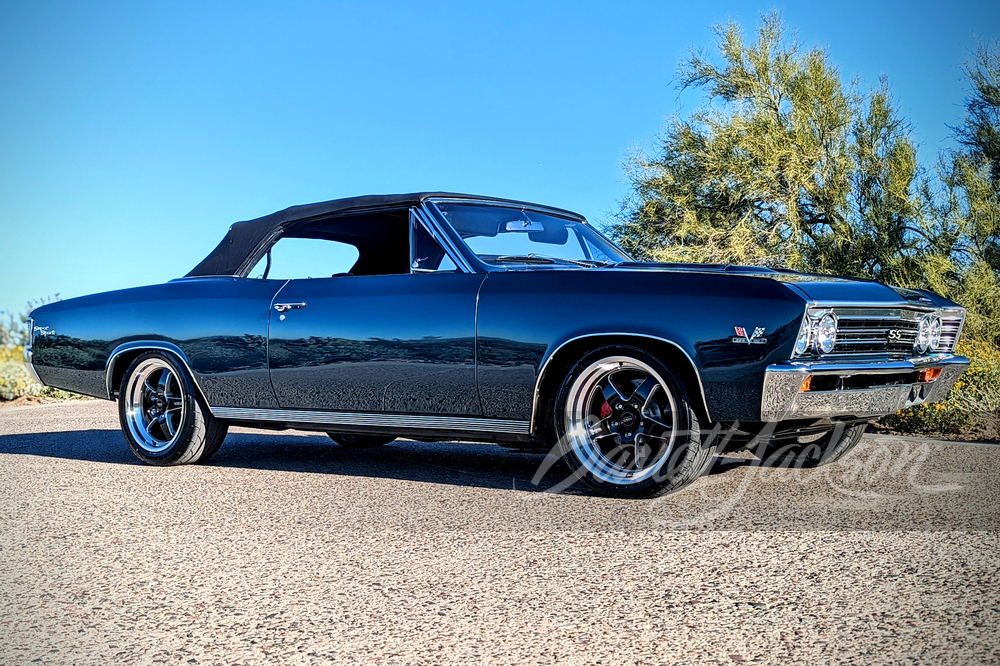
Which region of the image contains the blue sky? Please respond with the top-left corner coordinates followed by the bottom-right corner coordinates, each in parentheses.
top-left (1, 0), bottom-right (997, 317)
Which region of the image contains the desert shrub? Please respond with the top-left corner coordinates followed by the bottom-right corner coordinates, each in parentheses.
top-left (0, 345), bottom-right (84, 402)
top-left (0, 347), bottom-right (41, 400)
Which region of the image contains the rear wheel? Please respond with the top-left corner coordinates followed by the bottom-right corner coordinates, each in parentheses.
top-left (554, 347), bottom-right (716, 498)
top-left (118, 352), bottom-right (228, 465)
top-left (758, 422), bottom-right (867, 468)
top-left (327, 433), bottom-right (396, 448)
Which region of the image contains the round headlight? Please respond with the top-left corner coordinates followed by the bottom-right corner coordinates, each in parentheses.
top-left (916, 315), bottom-right (934, 354)
top-left (794, 319), bottom-right (811, 355)
top-left (928, 316), bottom-right (942, 351)
top-left (815, 314), bottom-right (837, 354)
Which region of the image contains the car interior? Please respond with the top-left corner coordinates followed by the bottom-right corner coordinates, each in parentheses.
top-left (251, 208), bottom-right (451, 280)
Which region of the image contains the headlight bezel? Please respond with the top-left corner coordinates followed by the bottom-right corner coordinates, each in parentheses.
top-left (814, 313), bottom-right (838, 354)
top-left (793, 316), bottom-right (812, 356)
top-left (792, 310), bottom-right (839, 358)
top-left (915, 313), bottom-right (944, 355)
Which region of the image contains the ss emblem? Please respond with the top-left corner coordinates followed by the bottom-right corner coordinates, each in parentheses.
top-left (888, 329), bottom-right (902, 341)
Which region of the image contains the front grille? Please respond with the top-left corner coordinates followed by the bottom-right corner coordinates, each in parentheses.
top-left (813, 307), bottom-right (965, 358)
top-left (834, 314), bottom-right (920, 355)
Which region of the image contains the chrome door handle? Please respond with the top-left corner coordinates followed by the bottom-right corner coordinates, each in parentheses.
top-left (274, 302), bottom-right (307, 313)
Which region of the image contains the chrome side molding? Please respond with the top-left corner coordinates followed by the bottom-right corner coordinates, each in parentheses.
top-left (212, 406), bottom-right (531, 435)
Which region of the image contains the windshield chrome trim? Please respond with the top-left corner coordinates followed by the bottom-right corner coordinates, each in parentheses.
top-left (425, 196), bottom-right (585, 222)
top-left (409, 208), bottom-right (474, 274)
top-left (414, 204), bottom-right (476, 274)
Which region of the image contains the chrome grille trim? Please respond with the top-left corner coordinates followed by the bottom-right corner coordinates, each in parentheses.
top-left (804, 305), bottom-right (965, 358)
top-left (937, 310), bottom-right (965, 353)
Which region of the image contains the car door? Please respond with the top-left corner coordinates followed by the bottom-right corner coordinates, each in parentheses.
top-left (265, 209), bottom-right (486, 416)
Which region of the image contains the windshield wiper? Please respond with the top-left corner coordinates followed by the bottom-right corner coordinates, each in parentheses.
top-left (492, 254), bottom-right (615, 268)
top-left (573, 258), bottom-right (620, 267)
top-left (493, 254), bottom-right (558, 264)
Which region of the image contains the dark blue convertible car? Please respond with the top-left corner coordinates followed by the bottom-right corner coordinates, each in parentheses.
top-left (24, 193), bottom-right (970, 497)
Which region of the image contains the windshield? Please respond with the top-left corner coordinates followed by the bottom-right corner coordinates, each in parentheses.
top-left (433, 202), bottom-right (630, 267)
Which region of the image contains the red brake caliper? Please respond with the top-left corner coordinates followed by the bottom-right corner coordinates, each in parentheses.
top-left (600, 400), bottom-right (612, 419)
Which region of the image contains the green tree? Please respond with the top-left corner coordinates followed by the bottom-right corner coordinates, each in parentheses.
top-left (611, 15), bottom-right (1000, 347)
top-left (612, 12), bottom-right (923, 286)
top-left (919, 42), bottom-right (1000, 344)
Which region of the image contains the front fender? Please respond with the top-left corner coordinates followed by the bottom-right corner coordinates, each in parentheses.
top-left (475, 270), bottom-right (806, 424)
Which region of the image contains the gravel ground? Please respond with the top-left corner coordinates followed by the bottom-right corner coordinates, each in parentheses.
top-left (1, 400), bottom-right (998, 665)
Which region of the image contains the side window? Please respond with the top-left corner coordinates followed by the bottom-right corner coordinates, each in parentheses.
top-left (249, 238), bottom-right (360, 280)
top-left (247, 209), bottom-right (410, 280)
top-left (411, 218), bottom-right (458, 273)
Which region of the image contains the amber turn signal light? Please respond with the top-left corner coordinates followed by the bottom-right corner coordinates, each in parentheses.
top-left (918, 367), bottom-right (942, 382)
top-left (799, 376), bottom-right (813, 392)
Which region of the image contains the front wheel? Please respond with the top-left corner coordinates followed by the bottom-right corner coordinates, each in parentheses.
top-left (118, 352), bottom-right (228, 465)
top-left (554, 346), bottom-right (717, 498)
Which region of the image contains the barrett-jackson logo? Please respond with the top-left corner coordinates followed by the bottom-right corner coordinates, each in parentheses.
top-left (732, 326), bottom-right (767, 345)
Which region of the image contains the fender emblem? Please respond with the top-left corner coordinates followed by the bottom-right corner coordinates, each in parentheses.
top-left (34, 326), bottom-right (56, 338)
top-left (732, 326), bottom-right (767, 345)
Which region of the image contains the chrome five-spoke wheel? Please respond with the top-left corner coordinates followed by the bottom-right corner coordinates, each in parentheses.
top-left (555, 347), bottom-right (716, 498)
top-left (117, 351), bottom-right (228, 466)
top-left (124, 358), bottom-right (186, 454)
top-left (564, 356), bottom-right (678, 485)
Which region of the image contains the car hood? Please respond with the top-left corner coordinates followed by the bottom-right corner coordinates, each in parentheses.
top-left (609, 262), bottom-right (945, 307)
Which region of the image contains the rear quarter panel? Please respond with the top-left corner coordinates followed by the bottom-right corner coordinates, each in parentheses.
top-left (30, 278), bottom-right (284, 406)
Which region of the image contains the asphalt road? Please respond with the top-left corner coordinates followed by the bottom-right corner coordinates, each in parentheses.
top-left (1, 400), bottom-right (998, 665)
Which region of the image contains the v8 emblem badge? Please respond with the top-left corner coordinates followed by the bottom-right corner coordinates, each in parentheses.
top-left (732, 326), bottom-right (767, 345)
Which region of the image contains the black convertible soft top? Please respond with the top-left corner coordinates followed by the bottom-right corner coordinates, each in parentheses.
top-left (186, 191), bottom-right (583, 277)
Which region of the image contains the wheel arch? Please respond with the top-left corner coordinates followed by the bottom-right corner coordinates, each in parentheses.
top-left (529, 333), bottom-right (710, 437)
top-left (105, 341), bottom-right (211, 409)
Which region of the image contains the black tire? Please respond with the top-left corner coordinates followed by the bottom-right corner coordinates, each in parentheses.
top-left (117, 351), bottom-right (227, 466)
top-left (554, 346), bottom-right (717, 498)
top-left (327, 433), bottom-right (396, 448)
top-left (194, 422), bottom-right (230, 464)
top-left (757, 422), bottom-right (867, 468)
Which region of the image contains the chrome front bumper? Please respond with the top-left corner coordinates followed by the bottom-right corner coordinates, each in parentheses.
top-left (761, 355), bottom-right (970, 422)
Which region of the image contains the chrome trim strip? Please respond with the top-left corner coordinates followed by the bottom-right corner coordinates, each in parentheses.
top-left (761, 354), bottom-right (970, 421)
top-left (938, 307), bottom-right (966, 353)
top-left (769, 354), bottom-right (961, 376)
top-left (805, 300), bottom-right (938, 311)
top-left (23, 317), bottom-right (42, 383)
top-left (211, 406), bottom-right (531, 434)
top-left (529, 333), bottom-right (709, 434)
top-left (105, 341), bottom-right (212, 408)
top-left (415, 204), bottom-right (475, 274)
top-left (23, 358), bottom-right (42, 383)
top-left (425, 197), bottom-right (586, 222)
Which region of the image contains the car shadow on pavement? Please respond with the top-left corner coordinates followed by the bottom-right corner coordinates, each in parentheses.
top-left (0, 428), bottom-right (602, 494)
top-left (0, 429), bottom-right (751, 494)
top-left (0, 428), bottom-right (765, 495)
